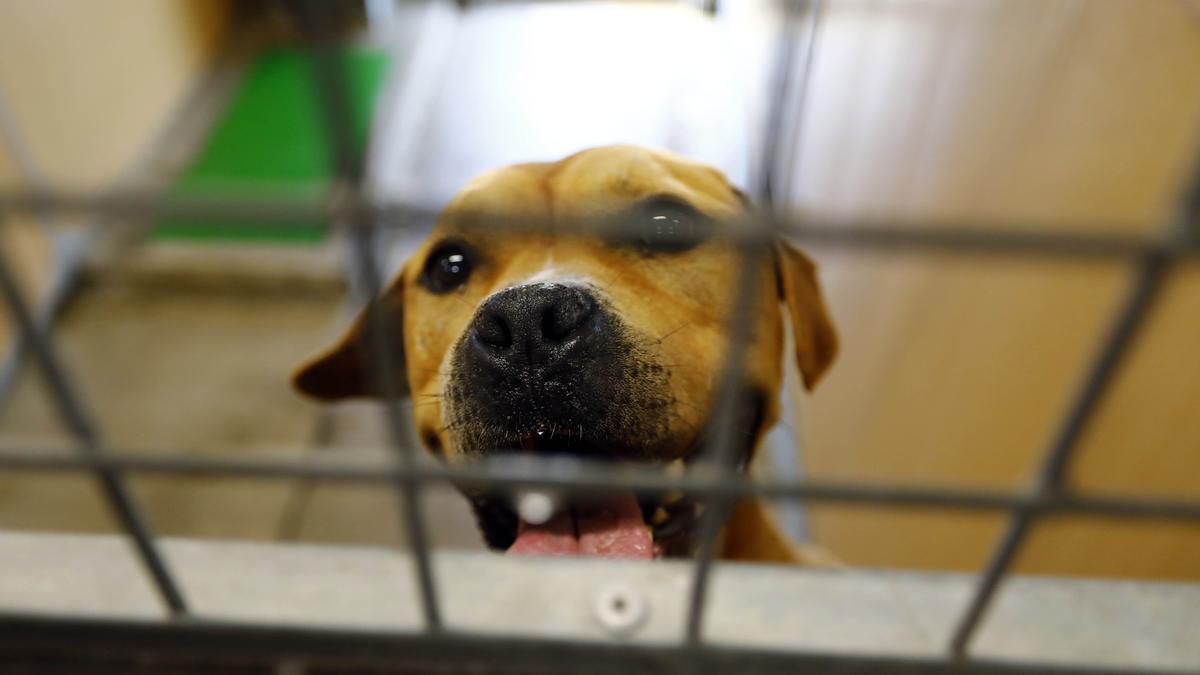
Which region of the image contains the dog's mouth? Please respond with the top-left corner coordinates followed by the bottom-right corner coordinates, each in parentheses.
top-left (507, 491), bottom-right (656, 558)
top-left (466, 392), bottom-right (764, 560)
top-left (469, 467), bottom-right (708, 560)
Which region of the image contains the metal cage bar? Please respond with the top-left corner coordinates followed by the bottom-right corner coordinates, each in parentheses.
top-left (4, 189), bottom-right (1198, 260)
top-left (295, 0), bottom-right (443, 632)
top-left (0, 242), bottom-right (188, 615)
top-left (684, 237), bottom-right (770, 644)
top-left (0, 446), bottom-right (1196, 520)
top-left (0, 608), bottom-right (1177, 675)
top-left (686, 0), bottom-right (821, 640)
top-left (754, 0), bottom-right (819, 207)
top-left (946, 141), bottom-right (1200, 658)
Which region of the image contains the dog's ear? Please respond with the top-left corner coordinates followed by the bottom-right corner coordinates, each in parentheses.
top-left (731, 186), bottom-right (754, 211)
top-left (292, 280), bottom-right (409, 401)
top-left (774, 241), bottom-right (838, 390)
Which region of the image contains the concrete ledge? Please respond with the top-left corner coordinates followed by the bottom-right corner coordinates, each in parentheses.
top-left (0, 532), bottom-right (1196, 672)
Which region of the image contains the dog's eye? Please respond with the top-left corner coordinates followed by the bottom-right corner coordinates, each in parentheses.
top-left (637, 198), bottom-right (706, 253)
top-left (422, 244), bottom-right (473, 292)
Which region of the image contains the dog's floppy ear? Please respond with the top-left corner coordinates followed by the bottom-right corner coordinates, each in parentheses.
top-left (774, 241), bottom-right (838, 390)
top-left (292, 280), bottom-right (409, 401)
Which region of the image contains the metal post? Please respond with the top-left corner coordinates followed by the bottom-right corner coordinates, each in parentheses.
top-left (294, 0), bottom-right (442, 632)
top-left (684, 235), bottom-right (769, 645)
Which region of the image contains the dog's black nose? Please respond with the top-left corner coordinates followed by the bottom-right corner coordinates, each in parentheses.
top-left (471, 284), bottom-right (598, 364)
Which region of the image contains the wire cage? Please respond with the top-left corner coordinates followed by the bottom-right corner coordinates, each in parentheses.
top-left (0, 0), bottom-right (1199, 673)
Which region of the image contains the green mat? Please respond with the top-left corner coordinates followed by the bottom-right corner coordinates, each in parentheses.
top-left (154, 46), bottom-right (389, 244)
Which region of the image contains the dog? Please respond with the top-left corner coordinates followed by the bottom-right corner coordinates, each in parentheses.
top-left (293, 145), bottom-right (837, 563)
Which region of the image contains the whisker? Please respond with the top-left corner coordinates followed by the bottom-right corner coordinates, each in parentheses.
top-left (450, 294), bottom-right (475, 313)
top-left (603, 267), bottom-right (629, 292)
top-left (669, 411), bottom-right (699, 434)
top-left (655, 321), bottom-right (690, 344)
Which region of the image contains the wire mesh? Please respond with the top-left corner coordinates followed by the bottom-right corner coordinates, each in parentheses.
top-left (0, 0), bottom-right (1198, 673)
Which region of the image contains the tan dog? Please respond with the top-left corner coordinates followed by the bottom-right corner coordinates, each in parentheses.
top-left (293, 145), bottom-right (836, 562)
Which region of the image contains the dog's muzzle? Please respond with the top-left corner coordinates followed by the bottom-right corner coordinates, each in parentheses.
top-left (445, 282), bottom-right (664, 557)
top-left (447, 281), bottom-right (645, 458)
top-left (443, 282), bottom-right (761, 559)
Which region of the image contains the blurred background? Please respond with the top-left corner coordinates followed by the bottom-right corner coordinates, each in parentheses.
top-left (0, 0), bottom-right (1198, 579)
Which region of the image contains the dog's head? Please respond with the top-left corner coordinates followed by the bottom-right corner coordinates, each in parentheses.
top-left (293, 145), bottom-right (836, 557)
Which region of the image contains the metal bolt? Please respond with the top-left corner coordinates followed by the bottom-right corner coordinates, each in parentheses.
top-left (593, 581), bottom-right (648, 637)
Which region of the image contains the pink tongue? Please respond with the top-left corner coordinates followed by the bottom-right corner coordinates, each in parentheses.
top-left (507, 508), bottom-right (578, 557)
top-left (506, 492), bottom-right (652, 559)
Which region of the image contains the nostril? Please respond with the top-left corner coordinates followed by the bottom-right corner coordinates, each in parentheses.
top-left (541, 292), bottom-right (595, 342)
top-left (475, 309), bottom-right (512, 350)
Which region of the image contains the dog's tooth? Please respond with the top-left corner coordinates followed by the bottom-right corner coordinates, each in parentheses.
top-left (651, 507), bottom-right (670, 525)
top-left (660, 490), bottom-right (684, 505)
top-left (515, 490), bottom-right (560, 525)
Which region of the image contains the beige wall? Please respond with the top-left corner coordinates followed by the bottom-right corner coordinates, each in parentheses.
top-left (790, 0), bottom-right (1200, 578)
top-left (0, 0), bottom-right (227, 326)
top-left (0, 0), bottom-right (226, 189)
